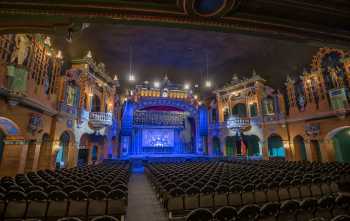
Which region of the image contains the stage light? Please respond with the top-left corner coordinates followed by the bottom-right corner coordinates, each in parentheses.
top-left (205, 80), bottom-right (212, 88)
top-left (154, 81), bottom-right (160, 88)
top-left (194, 84), bottom-right (199, 88)
top-left (194, 94), bottom-right (198, 100)
top-left (184, 83), bottom-right (190, 90)
top-left (128, 74), bottom-right (135, 82)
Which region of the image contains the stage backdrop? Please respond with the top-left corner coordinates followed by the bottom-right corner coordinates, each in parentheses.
top-left (142, 129), bottom-right (174, 148)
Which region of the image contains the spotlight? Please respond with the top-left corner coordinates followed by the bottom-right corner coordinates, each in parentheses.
top-left (128, 74), bottom-right (135, 82)
top-left (194, 94), bottom-right (198, 100)
top-left (184, 83), bottom-right (190, 90)
top-left (194, 84), bottom-right (199, 88)
top-left (154, 81), bottom-right (160, 88)
top-left (205, 80), bottom-right (212, 88)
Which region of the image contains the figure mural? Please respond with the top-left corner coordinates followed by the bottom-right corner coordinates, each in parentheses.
top-left (10, 34), bottom-right (31, 66)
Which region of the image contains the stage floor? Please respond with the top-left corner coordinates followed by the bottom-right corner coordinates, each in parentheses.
top-left (121, 153), bottom-right (210, 160)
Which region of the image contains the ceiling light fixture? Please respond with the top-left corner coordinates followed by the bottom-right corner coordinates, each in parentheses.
top-left (154, 81), bottom-right (160, 88)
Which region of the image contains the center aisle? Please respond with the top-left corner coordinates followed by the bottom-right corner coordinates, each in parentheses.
top-left (127, 165), bottom-right (169, 221)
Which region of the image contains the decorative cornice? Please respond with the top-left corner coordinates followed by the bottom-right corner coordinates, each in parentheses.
top-left (0, 0), bottom-right (349, 46)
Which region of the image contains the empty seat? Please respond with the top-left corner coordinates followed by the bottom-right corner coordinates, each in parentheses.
top-left (185, 208), bottom-right (213, 221)
top-left (317, 195), bottom-right (335, 220)
top-left (67, 190), bottom-right (88, 218)
top-left (3, 190), bottom-right (27, 219)
top-left (228, 184), bottom-right (242, 207)
top-left (213, 206), bottom-right (237, 221)
top-left (259, 202), bottom-right (280, 221)
top-left (26, 190), bottom-right (48, 218)
top-left (91, 215), bottom-right (120, 221)
top-left (200, 186), bottom-right (214, 209)
top-left (237, 204), bottom-right (260, 221)
top-left (279, 200), bottom-right (299, 221)
top-left (106, 189), bottom-right (127, 217)
top-left (214, 185), bottom-right (229, 208)
top-left (88, 190), bottom-right (107, 217)
top-left (331, 215), bottom-right (350, 221)
top-left (184, 186), bottom-right (200, 210)
top-left (167, 188), bottom-right (185, 212)
top-left (298, 198), bottom-right (318, 221)
top-left (46, 190), bottom-right (68, 218)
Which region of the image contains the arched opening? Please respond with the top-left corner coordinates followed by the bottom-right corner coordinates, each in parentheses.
top-left (225, 136), bottom-right (235, 156)
top-left (211, 108), bottom-right (217, 123)
top-left (331, 127), bottom-right (350, 163)
top-left (232, 103), bottom-right (247, 117)
top-left (0, 129), bottom-right (5, 163)
top-left (245, 135), bottom-right (260, 156)
top-left (91, 145), bottom-right (98, 162)
top-left (56, 131), bottom-right (70, 169)
top-left (37, 133), bottom-right (51, 170)
top-left (310, 140), bottom-right (322, 162)
top-left (268, 134), bottom-right (285, 158)
top-left (293, 135), bottom-right (307, 161)
top-left (223, 108), bottom-right (229, 121)
top-left (212, 136), bottom-right (221, 156)
top-left (91, 94), bottom-right (101, 112)
top-left (78, 133), bottom-right (90, 166)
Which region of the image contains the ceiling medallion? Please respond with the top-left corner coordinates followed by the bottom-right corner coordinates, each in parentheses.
top-left (183, 0), bottom-right (239, 18)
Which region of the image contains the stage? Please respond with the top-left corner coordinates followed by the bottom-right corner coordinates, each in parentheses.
top-left (120, 153), bottom-right (210, 160)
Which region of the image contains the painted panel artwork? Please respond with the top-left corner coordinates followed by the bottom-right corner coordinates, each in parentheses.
top-left (142, 129), bottom-right (174, 147)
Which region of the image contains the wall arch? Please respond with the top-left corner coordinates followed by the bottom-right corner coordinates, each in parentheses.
top-left (232, 103), bottom-right (247, 117)
top-left (268, 134), bottom-right (285, 158)
top-left (225, 136), bottom-right (235, 156)
top-left (91, 94), bottom-right (101, 112)
top-left (55, 131), bottom-right (75, 169)
top-left (293, 135), bottom-right (307, 161)
top-left (325, 126), bottom-right (350, 163)
top-left (0, 116), bottom-right (21, 136)
top-left (212, 136), bottom-right (221, 156)
top-left (37, 133), bottom-right (51, 170)
top-left (0, 129), bottom-right (5, 163)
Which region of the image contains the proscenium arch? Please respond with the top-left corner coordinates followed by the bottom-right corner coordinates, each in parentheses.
top-left (135, 98), bottom-right (198, 117)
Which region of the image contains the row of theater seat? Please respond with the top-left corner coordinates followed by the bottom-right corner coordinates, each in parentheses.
top-left (11, 215), bottom-right (121, 221)
top-left (145, 159), bottom-right (350, 219)
top-left (181, 205), bottom-right (350, 221)
top-left (0, 160), bottom-right (130, 221)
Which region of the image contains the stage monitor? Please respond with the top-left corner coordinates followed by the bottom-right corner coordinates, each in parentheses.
top-left (142, 129), bottom-right (174, 147)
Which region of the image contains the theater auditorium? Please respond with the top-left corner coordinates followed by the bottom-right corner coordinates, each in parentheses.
top-left (0, 1), bottom-right (349, 221)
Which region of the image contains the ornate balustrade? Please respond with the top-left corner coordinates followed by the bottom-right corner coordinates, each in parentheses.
top-left (89, 112), bottom-right (113, 130)
top-left (133, 110), bottom-right (185, 127)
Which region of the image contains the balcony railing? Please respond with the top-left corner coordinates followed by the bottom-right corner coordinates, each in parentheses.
top-left (89, 112), bottom-right (113, 130)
